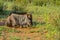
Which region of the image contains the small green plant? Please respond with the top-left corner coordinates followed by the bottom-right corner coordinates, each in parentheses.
top-left (10, 36), bottom-right (20, 40)
top-left (0, 31), bottom-right (2, 36)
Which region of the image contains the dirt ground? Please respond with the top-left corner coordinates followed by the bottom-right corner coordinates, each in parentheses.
top-left (0, 27), bottom-right (49, 40)
top-left (0, 20), bottom-right (59, 40)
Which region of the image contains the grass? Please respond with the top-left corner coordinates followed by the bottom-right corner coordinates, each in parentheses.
top-left (10, 36), bottom-right (20, 40)
top-left (26, 6), bottom-right (60, 40)
top-left (0, 6), bottom-right (60, 40)
top-left (0, 26), bottom-right (21, 33)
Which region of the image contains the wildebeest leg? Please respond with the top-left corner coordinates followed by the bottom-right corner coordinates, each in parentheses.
top-left (11, 16), bottom-right (17, 27)
top-left (22, 24), bottom-right (27, 28)
top-left (6, 18), bottom-right (12, 27)
top-left (20, 25), bottom-right (23, 28)
top-left (27, 22), bottom-right (32, 27)
top-left (21, 25), bottom-right (23, 28)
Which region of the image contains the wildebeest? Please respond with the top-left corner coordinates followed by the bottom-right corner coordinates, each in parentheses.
top-left (5, 12), bottom-right (32, 28)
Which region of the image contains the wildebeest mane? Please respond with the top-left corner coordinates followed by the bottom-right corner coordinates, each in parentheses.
top-left (9, 11), bottom-right (27, 16)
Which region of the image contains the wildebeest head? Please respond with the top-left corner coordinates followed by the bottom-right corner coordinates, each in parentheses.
top-left (27, 14), bottom-right (32, 25)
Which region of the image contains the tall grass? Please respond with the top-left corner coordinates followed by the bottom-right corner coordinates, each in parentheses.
top-left (26, 6), bottom-right (60, 40)
top-left (0, 6), bottom-right (60, 40)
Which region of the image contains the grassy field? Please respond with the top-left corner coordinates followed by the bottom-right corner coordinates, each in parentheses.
top-left (0, 6), bottom-right (60, 40)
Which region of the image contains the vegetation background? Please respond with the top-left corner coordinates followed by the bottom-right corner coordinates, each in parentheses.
top-left (0, 0), bottom-right (60, 40)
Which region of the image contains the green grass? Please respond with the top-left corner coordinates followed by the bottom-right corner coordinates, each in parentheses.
top-left (10, 36), bottom-right (20, 40)
top-left (0, 26), bottom-right (21, 33)
top-left (0, 6), bottom-right (60, 40)
top-left (26, 6), bottom-right (60, 40)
